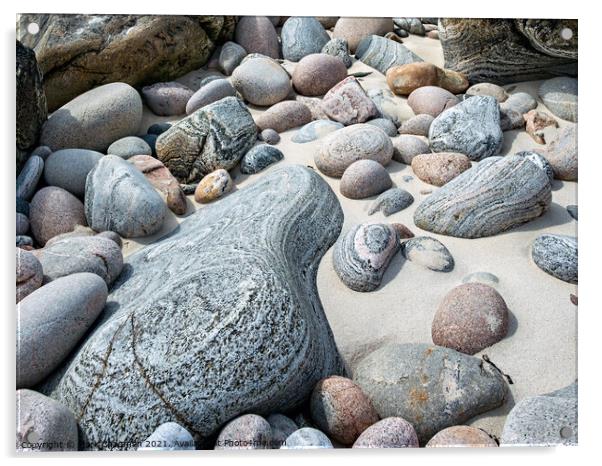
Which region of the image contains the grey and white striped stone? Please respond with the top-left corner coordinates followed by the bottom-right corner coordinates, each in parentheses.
top-left (531, 234), bottom-right (577, 283)
top-left (367, 188), bottom-right (414, 216)
top-left (355, 35), bottom-right (423, 75)
top-left (281, 17), bottom-right (330, 62)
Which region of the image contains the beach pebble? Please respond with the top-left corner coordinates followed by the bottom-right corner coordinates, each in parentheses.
top-left (31, 145), bottom-right (52, 160)
top-left (515, 150), bottom-right (554, 182)
top-left (426, 426), bottom-right (498, 447)
top-left (366, 118), bottom-right (397, 136)
top-left (259, 128), bottom-right (280, 145)
top-left (215, 414), bottom-right (272, 450)
top-left (292, 54), bottom-right (348, 97)
top-left (500, 107), bottom-right (526, 131)
top-left (531, 234), bottom-right (578, 283)
top-left (30, 187), bottom-right (87, 246)
top-left (462, 272), bottom-right (499, 287)
top-left (524, 110), bottom-right (558, 144)
top-left (466, 83), bottom-right (508, 102)
top-left (16, 248), bottom-right (43, 303)
top-left (234, 16), bottom-right (280, 59)
top-left (194, 169), bottom-right (233, 203)
top-left (386, 62), bottom-right (468, 96)
top-left (432, 283), bottom-right (509, 354)
top-left (340, 159), bottom-right (392, 199)
top-left (281, 17), bottom-right (330, 62)
top-left (85, 155), bottom-right (167, 238)
top-left (398, 114), bottom-right (434, 136)
top-left (394, 17), bottom-right (425, 35)
top-left (538, 77), bottom-right (577, 122)
top-left (368, 188), bottom-right (414, 216)
top-left (391, 135), bottom-right (430, 164)
top-left (185, 79), bottom-right (237, 115)
top-left (16, 155), bottom-right (44, 201)
top-left (40, 82), bottom-right (142, 152)
top-left (367, 88), bottom-right (413, 127)
top-left (315, 124), bottom-right (393, 177)
top-left (44, 149), bottom-right (104, 198)
top-left (354, 35), bottom-right (423, 76)
top-left (411, 152), bottom-right (472, 186)
top-left (333, 17), bottom-right (393, 52)
top-left (567, 205), bottom-right (578, 220)
top-left (501, 92), bottom-right (537, 114)
top-left (407, 86), bottom-right (459, 118)
top-left (16, 213), bottom-right (29, 236)
top-left (402, 236), bottom-right (455, 272)
top-left (141, 133), bottom-right (157, 156)
top-left (321, 38), bottom-right (352, 68)
top-left (147, 122), bottom-right (172, 135)
top-left (240, 145), bottom-right (283, 174)
top-left (141, 82), bottom-right (193, 116)
top-left (429, 96), bottom-right (503, 161)
top-left (107, 136), bottom-right (151, 159)
top-left (16, 389), bottom-right (78, 451)
top-left (544, 124), bottom-right (577, 181)
top-left (321, 76), bottom-right (379, 125)
top-left (231, 57), bottom-right (291, 106)
top-left (255, 101), bottom-right (312, 133)
top-left (16, 235), bottom-right (34, 249)
top-left (138, 422), bottom-right (195, 450)
top-left (16, 273), bottom-right (107, 388)
top-left (267, 414), bottom-right (297, 448)
top-left (353, 417), bottom-right (419, 448)
top-left (44, 224), bottom-right (95, 247)
top-left (282, 428), bottom-right (333, 449)
top-left (218, 41), bottom-right (247, 75)
top-left (291, 120), bottom-right (343, 143)
top-left (333, 223), bottom-right (399, 292)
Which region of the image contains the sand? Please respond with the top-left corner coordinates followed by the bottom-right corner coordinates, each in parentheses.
top-left (128, 34), bottom-right (577, 439)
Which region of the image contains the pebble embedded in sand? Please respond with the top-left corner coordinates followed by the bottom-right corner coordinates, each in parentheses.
top-left (411, 152), bottom-right (472, 186)
top-left (367, 188), bottom-right (414, 216)
top-left (398, 114), bottom-right (434, 136)
top-left (292, 120), bottom-right (344, 143)
top-left (138, 422), bottom-right (195, 450)
top-left (391, 135), bottom-right (430, 164)
top-left (240, 145), bottom-right (283, 174)
top-left (282, 428), bottom-right (333, 449)
top-left (465, 82), bottom-right (509, 102)
top-left (340, 159), bottom-right (392, 199)
top-left (531, 234), bottom-right (578, 284)
top-left (231, 57), bottom-right (291, 106)
top-left (194, 169), bottom-right (233, 203)
top-left (215, 414), bottom-right (272, 450)
top-left (254, 101), bottom-right (312, 133)
top-left (407, 86), bottom-right (459, 117)
top-left (402, 236), bottom-right (455, 272)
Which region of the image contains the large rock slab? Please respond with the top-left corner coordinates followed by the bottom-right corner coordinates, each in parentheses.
top-left (42, 165), bottom-right (344, 450)
top-left (355, 35), bottom-right (423, 75)
top-left (414, 155), bottom-right (552, 238)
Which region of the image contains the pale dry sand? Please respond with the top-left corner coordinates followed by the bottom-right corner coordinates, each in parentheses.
top-left (128, 35), bottom-right (577, 439)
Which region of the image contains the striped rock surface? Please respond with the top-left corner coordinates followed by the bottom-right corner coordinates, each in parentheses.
top-left (42, 165), bottom-right (344, 450)
top-left (531, 234), bottom-right (578, 284)
top-left (414, 155), bottom-right (552, 238)
top-left (355, 35), bottom-right (423, 75)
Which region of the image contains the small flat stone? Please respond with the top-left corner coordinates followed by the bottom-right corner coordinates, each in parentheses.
top-left (240, 145), bottom-right (283, 174)
top-left (407, 86), bottom-right (459, 117)
top-left (531, 234), bottom-right (578, 283)
top-left (411, 152), bottom-right (472, 186)
top-left (44, 149), bottom-right (104, 198)
top-left (194, 169), bottom-right (233, 203)
top-left (368, 188), bottom-right (414, 216)
top-left (544, 124), bottom-right (577, 181)
top-left (402, 236), bottom-right (454, 272)
top-left (291, 120), bottom-right (344, 143)
top-left (538, 77), bottom-right (577, 122)
top-left (215, 414), bottom-right (272, 450)
top-left (281, 428), bottom-right (333, 449)
top-left (340, 159), bottom-right (392, 199)
top-left (259, 128), bottom-right (280, 145)
top-left (426, 426), bottom-right (498, 447)
top-left (366, 118), bottom-right (397, 136)
top-left (281, 17), bottom-right (330, 62)
top-left (141, 82), bottom-right (193, 116)
top-left (16, 155), bottom-right (44, 201)
top-left (16, 248), bottom-right (43, 303)
top-left (254, 101), bottom-right (312, 133)
top-left (321, 76), bottom-right (379, 126)
top-left (231, 57), bottom-right (291, 106)
top-left (353, 417), bottom-right (419, 448)
top-left (185, 79), bottom-right (237, 115)
top-left (398, 114), bottom-right (434, 136)
top-left (138, 422), bottom-right (195, 450)
top-left (466, 83), bottom-right (508, 102)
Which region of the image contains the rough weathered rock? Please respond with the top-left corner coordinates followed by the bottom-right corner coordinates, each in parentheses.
top-left (141, 82), bottom-right (193, 116)
top-left (315, 124), bottom-right (393, 177)
top-left (234, 16), bottom-right (279, 59)
top-left (44, 149), bottom-right (103, 198)
top-left (466, 83), bottom-right (508, 102)
top-left (531, 234), bottom-right (577, 284)
top-left (291, 120), bottom-right (344, 143)
top-left (85, 155), bottom-right (167, 238)
top-left (281, 17), bottom-right (330, 62)
top-left (340, 160), bottom-right (392, 199)
top-left (333, 223), bottom-right (399, 292)
top-left (414, 155), bottom-right (551, 238)
top-left (218, 41), bottom-right (247, 75)
top-left (156, 96), bottom-right (256, 183)
top-left (240, 145), bottom-right (283, 174)
top-left (426, 426), bottom-right (498, 447)
top-left (16, 248), bottom-right (43, 303)
top-left (355, 35), bottom-right (423, 75)
top-left (368, 188), bottom-right (414, 216)
top-left (407, 86), bottom-right (459, 118)
top-left (353, 417), bottom-right (419, 448)
top-left (254, 101), bottom-right (312, 133)
top-left (411, 152), bottom-right (472, 186)
top-left (386, 62), bottom-right (468, 96)
top-left (42, 165), bottom-right (343, 449)
top-left (193, 169), bottom-right (233, 203)
top-left (333, 18), bottom-right (393, 53)
top-left (292, 54), bottom-right (348, 97)
top-left (321, 76), bottom-right (379, 125)
top-left (398, 114), bottom-right (434, 136)
top-left (282, 428), bottom-right (333, 449)
top-left (16, 155), bottom-right (44, 201)
top-left (19, 14), bottom-right (235, 111)
top-left (402, 236), bottom-right (455, 272)
top-left (524, 110), bottom-right (558, 144)
top-left (366, 118), bottom-right (397, 136)
top-left (544, 124), bottom-right (577, 181)
top-left (231, 57), bottom-right (291, 107)
top-left (185, 79), bottom-right (236, 115)
top-left (215, 414), bottom-right (272, 450)
top-left (321, 38), bottom-right (352, 68)
top-left (107, 136), bottom-right (152, 159)
top-left (138, 422), bottom-right (195, 450)
top-left (538, 77), bottom-right (578, 122)
top-left (353, 343), bottom-right (508, 443)
top-left (367, 88), bottom-right (413, 127)
top-left (17, 273), bottom-right (108, 388)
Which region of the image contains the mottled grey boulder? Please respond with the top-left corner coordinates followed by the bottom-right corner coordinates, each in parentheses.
top-left (138, 422), bottom-right (195, 450)
top-left (282, 428), bottom-right (333, 449)
top-left (16, 155), bottom-right (44, 201)
top-left (353, 343), bottom-right (508, 443)
top-left (414, 155), bottom-right (552, 238)
top-left (17, 273), bottom-right (108, 388)
top-left (281, 17), bottom-right (330, 62)
top-left (501, 382), bottom-right (577, 446)
top-left (44, 149), bottom-right (104, 198)
top-left (85, 155), bottom-right (167, 238)
top-left (107, 136), bottom-right (151, 159)
top-left (367, 188), bottom-right (414, 216)
top-left (538, 77), bottom-right (577, 122)
top-left (156, 96), bottom-right (257, 183)
top-left (219, 42), bottom-right (247, 75)
top-left (355, 35), bottom-right (423, 75)
top-left (321, 38), bottom-right (352, 68)
top-left (240, 145), bottom-right (283, 174)
top-left (291, 120), bottom-right (344, 143)
top-left (429, 96), bottom-right (503, 161)
top-left (515, 150), bottom-right (554, 182)
top-left (215, 414), bottom-right (272, 449)
top-left (402, 236), bottom-right (454, 272)
top-left (42, 165), bottom-right (344, 450)
top-left (531, 234), bottom-right (577, 283)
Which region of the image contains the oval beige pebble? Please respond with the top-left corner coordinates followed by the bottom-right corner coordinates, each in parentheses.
top-left (340, 160), bottom-right (392, 199)
top-left (255, 101), bottom-right (312, 133)
top-left (426, 425), bottom-right (498, 447)
top-left (411, 152), bottom-right (472, 186)
top-left (194, 169), bottom-right (233, 203)
top-left (466, 83), bottom-right (509, 102)
top-left (292, 53), bottom-right (348, 97)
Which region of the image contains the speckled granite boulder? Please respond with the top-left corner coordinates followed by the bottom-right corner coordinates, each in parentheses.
top-left (292, 120), bottom-right (343, 143)
top-left (254, 101), bottom-right (312, 133)
top-left (240, 145), bottom-right (283, 174)
top-left (281, 17), bottom-right (330, 62)
top-left (531, 234), bottom-right (577, 283)
top-left (16, 155), bottom-right (44, 201)
top-left (429, 96), bottom-right (503, 161)
top-left (353, 417), bottom-right (418, 448)
top-left (368, 188), bottom-right (414, 216)
top-left (355, 35), bottom-right (422, 75)
top-left (332, 17), bottom-right (393, 53)
top-left (186, 79), bottom-right (237, 115)
top-left (85, 155), bottom-right (167, 238)
top-left (414, 155), bottom-right (551, 238)
top-left (392, 135), bottom-right (430, 164)
top-left (333, 223), bottom-right (399, 292)
top-left (282, 428), bottom-right (333, 449)
top-left (402, 236), bottom-right (454, 272)
top-left (321, 38), bottom-right (352, 68)
top-left (427, 426), bottom-right (498, 447)
top-left (141, 82), bottom-right (193, 116)
top-left (353, 343), bottom-right (508, 444)
top-left (538, 77), bottom-right (577, 122)
top-left (42, 165), bottom-right (344, 450)
top-left (138, 422), bottom-right (195, 450)
top-left (411, 152), bottom-right (472, 186)
top-left (215, 414), bottom-right (272, 450)
top-left (231, 57), bottom-right (291, 106)
top-left (44, 149), bottom-right (103, 198)
top-left (544, 124), bottom-right (577, 181)
top-left (321, 77), bottom-right (379, 125)
top-left (407, 86), bottom-right (459, 118)
top-left (16, 248), bottom-right (43, 303)
top-left (234, 16), bottom-right (279, 59)
top-left (156, 96), bottom-right (256, 183)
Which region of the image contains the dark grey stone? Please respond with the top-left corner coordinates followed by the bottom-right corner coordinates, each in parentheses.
top-left (321, 38), bottom-right (352, 68)
top-left (16, 235), bottom-right (33, 248)
top-left (531, 234), bottom-right (577, 283)
top-left (219, 41), bottom-right (247, 75)
top-left (367, 188), bottom-right (414, 216)
top-left (281, 17), bottom-right (330, 62)
top-left (393, 18), bottom-right (425, 35)
top-left (107, 136), bottom-right (152, 159)
top-left (16, 213), bottom-right (29, 236)
top-left (16, 155), bottom-right (44, 201)
top-left (267, 414), bottom-right (297, 448)
top-left (140, 134), bottom-right (158, 157)
top-left (240, 145), bottom-right (283, 174)
top-left (259, 128), bottom-right (280, 145)
top-left (44, 149), bottom-right (104, 198)
top-left (402, 236), bottom-right (454, 272)
top-left (567, 205), bottom-right (577, 220)
top-left (355, 35), bottom-right (423, 75)
top-left (147, 123), bottom-right (172, 135)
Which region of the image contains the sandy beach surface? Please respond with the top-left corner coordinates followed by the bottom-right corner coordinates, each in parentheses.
top-left (127, 34), bottom-right (577, 438)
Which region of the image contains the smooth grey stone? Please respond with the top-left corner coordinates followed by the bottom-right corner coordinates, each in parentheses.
top-left (281, 17), bottom-right (330, 62)
top-left (402, 236), bottom-right (454, 272)
top-left (36, 236), bottom-right (124, 286)
top-left (16, 212), bottom-right (29, 235)
top-left (140, 134), bottom-right (157, 157)
top-left (353, 343), bottom-right (508, 443)
top-left (567, 205), bottom-right (577, 220)
top-left (267, 414), bottom-right (297, 448)
top-left (16, 273), bottom-right (108, 388)
top-left (16, 389), bottom-right (78, 451)
top-left (367, 188), bottom-right (414, 216)
top-left (96, 230), bottom-right (123, 248)
top-left (138, 422), bottom-right (195, 450)
top-left (16, 248), bottom-right (43, 302)
top-left (44, 149), bottom-right (104, 198)
top-left (281, 428), bottom-right (333, 449)
top-left (515, 150), bottom-right (554, 182)
top-left (392, 135), bottom-right (430, 164)
top-left (41, 165), bottom-right (344, 450)
top-left (147, 122), bottom-right (172, 135)
top-left (501, 92), bottom-right (537, 114)
top-left (31, 146), bottom-right (53, 161)
top-left (259, 128), bottom-right (280, 145)
top-left (107, 136), bottom-right (151, 159)
top-left (531, 234), bottom-right (577, 283)
top-left (366, 118), bottom-right (397, 136)
top-left (429, 95), bottom-right (503, 161)
top-left (17, 155), bottom-right (44, 201)
top-left (291, 120), bottom-right (344, 143)
top-left (355, 35), bottom-right (423, 75)
top-left (321, 38), bottom-right (352, 68)
top-left (16, 235), bottom-right (33, 248)
top-left (462, 272), bottom-right (499, 287)
top-left (501, 382), bottom-right (577, 446)
top-left (215, 414), bottom-right (272, 450)
top-left (414, 155), bottom-right (551, 238)
top-left (185, 79), bottom-right (236, 114)
top-left (218, 41), bottom-right (247, 75)
top-left (240, 145), bottom-right (283, 174)
top-left (538, 77), bottom-right (577, 122)
top-left (84, 155), bottom-right (167, 238)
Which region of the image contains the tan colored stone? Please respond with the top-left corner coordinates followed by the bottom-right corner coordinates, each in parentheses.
top-left (194, 169), bottom-right (233, 203)
top-left (386, 62), bottom-right (468, 96)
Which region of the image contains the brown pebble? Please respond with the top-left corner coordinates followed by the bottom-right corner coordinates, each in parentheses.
top-left (426, 425), bottom-right (498, 447)
top-left (524, 110), bottom-right (558, 144)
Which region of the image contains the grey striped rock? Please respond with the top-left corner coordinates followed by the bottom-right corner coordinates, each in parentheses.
top-left (515, 150), bottom-right (554, 182)
top-left (538, 77), bottom-right (578, 122)
top-left (368, 188), bottom-right (414, 216)
top-left (215, 414), bottom-right (272, 450)
top-left (16, 248), bottom-right (43, 303)
top-left (333, 223), bottom-right (399, 292)
top-left (414, 155), bottom-right (552, 238)
top-left (85, 155), bottom-right (167, 238)
top-left (340, 160), bottom-right (392, 199)
top-left (531, 234), bottom-right (577, 284)
top-left (231, 57), bottom-right (291, 106)
top-left (281, 17), bottom-right (330, 62)
top-left (16, 155), bottom-right (44, 201)
top-left (402, 236), bottom-right (454, 272)
top-left (320, 76), bottom-right (379, 126)
top-left (185, 79), bottom-right (236, 115)
top-left (355, 35), bottom-right (423, 75)
top-left (353, 343), bottom-right (508, 444)
top-left (267, 414), bottom-right (297, 448)
top-left (429, 96), bottom-right (503, 161)
top-left (41, 165), bottom-right (344, 450)
top-left (282, 428), bottom-right (333, 449)
top-left (44, 149), bottom-right (104, 198)
top-left (218, 41), bottom-right (247, 75)
top-left (17, 273), bottom-right (108, 388)
top-left (366, 118), bottom-right (397, 136)
top-left (138, 422), bottom-right (195, 450)
top-left (240, 145), bottom-right (283, 174)
top-left (156, 96), bottom-right (257, 183)
top-left (291, 120), bottom-right (344, 143)
top-left (321, 38), bottom-right (352, 68)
